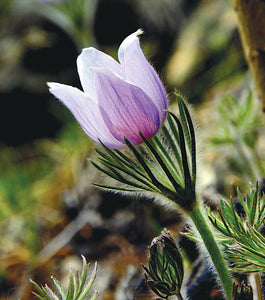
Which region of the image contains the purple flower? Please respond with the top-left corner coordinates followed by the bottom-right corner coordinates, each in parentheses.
top-left (48, 29), bottom-right (167, 148)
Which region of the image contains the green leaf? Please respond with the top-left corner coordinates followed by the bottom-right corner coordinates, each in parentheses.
top-left (123, 138), bottom-right (176, 198)
top-left (92, 182), bottom-right (143, 193)
top-left (32, 292), bottom-right (48, 300)
top-left (45, 285), bottom-right (60, 300)
top-left (237, 90), bottom-right (254, 127)
top-left (73, 256), bottom-right (87, 299)
top-left (176, 95), bottom-right (192, 156)
top-left (66, 270), bottom-right (75, 300)
top-left (90, 159), bottom-right (122, 182)
top-left (140, 132), bottom-right (183, 195)
top-left (249, 185), bottom-right (258, 226)
top-left (179, 98), bottom-right (197, 182)
top-left (167, 113), bottom-right (191, 188)
top-left (97, 154), bottom-right (158, 191)
top-left (51, 276), bottom-right (66, 299)
top-left (150, 135), bottom-right (183, 185)
top-left (162, 125), bottom-right (183, 176)
top-left (92, 158), bottom-right (150, 191)
top-left (30, 258), bottom-right (98, 300)
top-left (90, 291), bottom-right (99, 300)
top-left (207, 183), bottom-right (265, 273)
top-left (209, 90), bottom-right (264, 181)
top-left (209, 136), bottom-right (233, 146)
top-left (99, 141), bottom-right (143, 173)
top-left (30, 279), bottom-right (50, 299)
top-left (78, 262), bottom-right (97, 300)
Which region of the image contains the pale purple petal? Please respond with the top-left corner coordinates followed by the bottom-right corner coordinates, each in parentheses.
top-left (77, 48), bottom-right (123, 101)
top-left (48, 30), bottom-right (168, 149)
top-left (48, 82), bottom-right (124, 148)
top-left (118, 30), bottom-right (167, 123)
top-left (92, 68), bottom-right (160, 145)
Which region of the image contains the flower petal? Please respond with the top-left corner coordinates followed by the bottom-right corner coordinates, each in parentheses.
top-left (118, 30), bottom-right (167, 123)
top-left (47, 82), bottom-right (124, 148)
top-left (92, 68), bottom-right (160, 145)
top-left (77, 48), bottom-right (123, 100)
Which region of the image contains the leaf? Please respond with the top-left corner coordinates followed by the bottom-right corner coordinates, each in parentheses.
top-left (92, 183), bottom-right (141, 192)
top-left (30, 279), bottom-right (51, 300)
top-left (151, 135), bottom-right (183, 184)
top-left (66, 270), bottom-right (75, 300)
top-left (237, 90), bottom-right (254, 127)
top-left (123, 138), bottom-right (175, 197)
top-left (167, 112), bottom-right (190, 187)
top-left (32, 292), bottom-right (48, 300)
top-left (45, 285), bottom-right (60, 300)
top-left (207, 184), bottom-right (265, 273)
top-left (179, 98), bottom-right (197, 182)
top-left (248, 185), bottom-right (258, 226)
top-left (176, 95), bottom-right (192, 155)
top-left (97, 154), bottom-right (158, 191)
top-left (51, 276), bottom-right (66, 299)
top-left (78, 262), bottom-right (97, 300)
top-left (89, 291), bottom-right (99, 300)
top-left (30, 258), bottom-right (99, 300)
top-left (209, 136), bottom-right (233, 146)
top-left (162, 125), bottom-right (183, 176)
top-left (140, 132), bottom-right (183, 195)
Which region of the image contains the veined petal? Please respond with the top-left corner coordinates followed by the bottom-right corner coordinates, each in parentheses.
top-left (48, 82), bottom-right (124, 148)
top-left (92, 68), bottom-right (160, 145)
top-left (118, 30), bottom-right (167, 123)
top-left (77, 48), bottom-right (123, 100)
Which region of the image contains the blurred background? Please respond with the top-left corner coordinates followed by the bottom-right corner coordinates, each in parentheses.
top-left (0, 0), bottom-right (264, 299)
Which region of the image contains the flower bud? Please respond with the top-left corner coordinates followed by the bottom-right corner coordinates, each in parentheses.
top-left (143, 229), bottom-right (183, 299)
top-left (232, 282), bottom-right (253, 300)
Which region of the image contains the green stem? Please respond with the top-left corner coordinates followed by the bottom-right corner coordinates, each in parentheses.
top-left (255, 273), bottom-right (262, 300)
top-left (189, 204), bottom-right (233, 300)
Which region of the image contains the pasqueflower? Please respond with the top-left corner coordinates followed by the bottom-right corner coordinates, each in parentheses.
top-left (48, 29), bottom-right (167, 148)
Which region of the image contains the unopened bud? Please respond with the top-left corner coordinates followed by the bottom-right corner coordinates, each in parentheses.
top-left (143, 229), bottom-right (184, 299)
top-left (232, 282), bottom-right (253, 300)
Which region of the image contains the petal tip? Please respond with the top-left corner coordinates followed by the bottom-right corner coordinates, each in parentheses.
top-left (78, 47), bottom-right (95, 57)
top-left (47, 82), bottom-right (70, 96)
top-left (136, 28), bottom-right (144, 37)
top-left (47, 82), bottom-right (60, 91)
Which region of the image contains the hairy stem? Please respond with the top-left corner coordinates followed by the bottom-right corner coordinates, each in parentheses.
top-left (255, 273), bottom-right (262, 300)
top-left (189, 204), bottom-right (233, 300)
